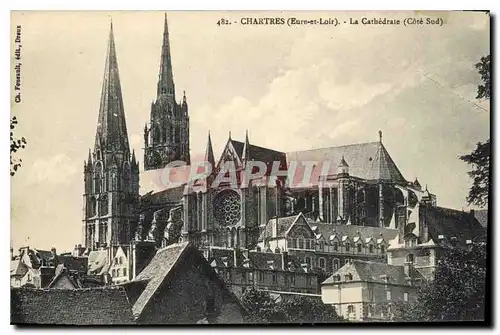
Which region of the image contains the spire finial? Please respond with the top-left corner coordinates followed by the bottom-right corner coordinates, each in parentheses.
top-left (379, 130), bottom-right (383, 143)
top-left (183, 90), bottom-right (186, 104)
top-left (229, 131), bottom-right (232, 140)
top-left (157, 12), bottom-right (175, 99)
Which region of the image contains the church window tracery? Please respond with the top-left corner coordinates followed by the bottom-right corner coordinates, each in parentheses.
top-left (213, 190), bottom-right (241, 227)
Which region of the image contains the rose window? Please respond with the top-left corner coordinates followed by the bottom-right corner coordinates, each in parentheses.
top-left (213, 189), bottom-right (241, 226)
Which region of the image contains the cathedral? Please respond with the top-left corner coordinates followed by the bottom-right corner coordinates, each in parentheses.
top-left (80, 14), bottom-right (485, 294)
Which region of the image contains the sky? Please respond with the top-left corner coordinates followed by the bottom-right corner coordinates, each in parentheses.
top-left (10, 11), bottom-right (490, 252)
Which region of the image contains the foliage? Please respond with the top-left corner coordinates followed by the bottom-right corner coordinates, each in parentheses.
top-left (241, 288), bottom-right (344, 324)
top-left (393, 239), bottom-right (486, 322)
top-left (475, 55), bottom-right (491, 100)
top-left (10, 116), bottom-right (27, 176)
top-left (459, 55), bottom-right (490, 208)
top-left (278, 295), bottom-right (343, 324)
top-left (459, 140), bottom-right (490, 208)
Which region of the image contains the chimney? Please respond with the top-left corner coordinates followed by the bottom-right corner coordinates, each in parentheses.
top-left (404, 262), bottom-right (413, 286)
top-left (281, 251), bottom-right (288, 270)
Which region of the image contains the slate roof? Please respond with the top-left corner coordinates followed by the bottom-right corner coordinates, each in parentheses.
top-left (322, 260), bottom-right (421, 285)
top-left (87, 250), bottom-right (109, 275)
top-left (473, 209), bottom-right (488, 228)
top-left (312, 223), bottom-right (399, 244)
top-left (130, 242), bottom-right (191, 318)
top-left (258, 213), bottom-right (398, 244)
top-left (46, 265), bottom-right (79, 289)
top-left (258, 214), bottom-right (302, 241)
top-left (286, 141), bottom-right (406, 186)
top-left (223, 139), bottom-right (287, 168)
top-left (11, 286), bottom-right (135, 325)
top-left (148, 185), bottom-right (185, 205)
top-left (423, 206), bottom-right (486, 243)
top-left (128, 242), bottom-right (249, 321)
top-left (58, 255), bottom-right (88, 273)
top-left (10, 260), bottom-right (28, 277)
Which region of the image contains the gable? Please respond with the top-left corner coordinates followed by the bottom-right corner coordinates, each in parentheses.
top-left (131, 243), bottom-right (246, 324)
top-left (216, 140), bottom-right (242, 171)
top-left (49, 273), bottom-right (78, 289)
top-left (286, 213), bottom-right (314, 238)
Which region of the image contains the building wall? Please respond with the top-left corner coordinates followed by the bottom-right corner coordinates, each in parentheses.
top-left (216, 267), bottom-right (318, 298)
top-left (388, 246), bottom-right (437, 281)
top-left (322, 281), bottom-right (417, 321)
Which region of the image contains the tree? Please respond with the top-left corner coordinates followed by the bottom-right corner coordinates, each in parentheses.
top-left (393, 238), bottom-right (486, 322)
top-left (240, 288), bottom-right (285, 323)
top-left (10, 116), bottom-right (27, 176)
top-left (241, 288), bottom-right (344, 324)
top-left (475, 55), bottom-right (490, 100)
top-left (459, 140), bottom-right (490, 208)
top-left (277, 295), bottom-right (344, 324)
top-left (459, 55), bottom-right (490, 208)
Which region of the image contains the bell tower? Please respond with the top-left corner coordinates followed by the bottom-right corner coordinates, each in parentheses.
top-left (144, 13), bottom-right (190, 170)
top-left (83, 22), bottom-right (140, 250)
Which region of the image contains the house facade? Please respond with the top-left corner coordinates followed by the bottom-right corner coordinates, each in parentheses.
top-left (321, 260), bottom-right (421, 321)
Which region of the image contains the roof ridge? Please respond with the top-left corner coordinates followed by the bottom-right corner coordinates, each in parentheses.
top-left (287, 141), bottom-right (379, 154)
top-left (231, 139), bottom-right (285, 154)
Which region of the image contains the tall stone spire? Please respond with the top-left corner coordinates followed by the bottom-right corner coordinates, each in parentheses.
top-left (95, 21), bottom-right (130, 154)
top-left (157, 13), bottom-right (175, 99)
top-left (83, 21), bottom-right (139, 251)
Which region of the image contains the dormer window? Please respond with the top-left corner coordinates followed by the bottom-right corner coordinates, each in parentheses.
top-left (380, 245), bottom-right (386, 254)
top-left (333, 258), bottom-right (340, 270)
top-left (369, 245), bottom-right (374, 253)
top-left (344, 273), bottom-right (353, 281)
top-left (357, 244), bottom-right (362, 253)
top-left (405, 253), bottom-right (415, 264)
top-left (333, 242), bottom-right (339, 251)
top-left (345, 244), bottom-right (350, 252)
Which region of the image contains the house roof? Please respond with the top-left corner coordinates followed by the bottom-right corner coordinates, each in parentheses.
top-left (129, 242), bottom-right (249, 320)
top-left (473, 209), bottom-right (488, 228)
top-left (58, 255), bottom-right (88, 273)
top-left (312, 223), bottom-right (399, 244)
top-left (258, 214), bottom-right (302, 241)
top-left (10, 259), bottom-right (28, 277)
top-left (286, 141), bottom-right (406, 186)
top-left (322, 260), bottom-right (422, 285)
top-left (423, 206), bottom-right (486, 243)
top-left (130, 242), bottom-right (191, 318)
top-left (46, 265), bottom-right (79, 289)
top-left (87, 250), bottom-right (109, 275)
top-left (11, 286), bottom-right (135, 325)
